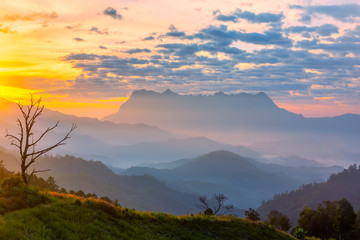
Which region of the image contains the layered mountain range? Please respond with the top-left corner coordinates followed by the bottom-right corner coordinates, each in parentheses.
top-left (104, 89), bottom-right (360, 165)
top-left (0, 92), bottom-right (351, 213)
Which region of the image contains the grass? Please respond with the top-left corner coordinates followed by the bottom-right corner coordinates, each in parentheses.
top-left (0, 173), bottom-right (296, 240)
top-left (0, 192), bottom-right (296, 240)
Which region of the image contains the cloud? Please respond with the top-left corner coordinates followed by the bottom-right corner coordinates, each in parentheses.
top-left (73, 37), bottom-right (85, 42)
top-left (124, 48), bottom-right (151, 54)
top-left (90, 27), bottom-right (108, 35)
top-left (65, 24), bottom-right (81, 31)
top-left (286, 24), bottom-right (338, 37)
top-left (316, 24), bottom-right (339, 37)
top-left (215, 9), bottom-right (284, 23)
top-left (63, 53), bottom-right (99, 61)
top-left (296, 39), bottom-right (360, 56)
top-left (3, 12), bottom-right (58, 21)
top-left (299, 4), bottom-right (360, 23)
top-left (165, 25), bottom-right (186, 38)
top-left (103, 7), bottom-right (123, 20)
top-left (288, 5), bottom-right (304, 10)
top-left (0, 24), bottom-right (14, 34)
top-left (191, 25), bottom-right (292, 47)
top-left (61, 44), bottom-right (360, 101)
top-left (143, 36), bottom-right (155, 41)
top-left (58, 6), bottom-right (360, 103)
top-left (99, 45), bottom-right (107, 49)
top-left (63, 53), bottom-right (116, 61)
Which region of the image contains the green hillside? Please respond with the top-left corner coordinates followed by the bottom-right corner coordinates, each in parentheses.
top-left (257, 164), bottom-right (360, 224)
top-left (0, 157), bottom-right (296, 240)
top-left (0, 193), bottom-right (296, 240)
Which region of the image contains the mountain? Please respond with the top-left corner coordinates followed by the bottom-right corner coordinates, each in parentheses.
top-left (0, 149), bottom-right (198, 215)
top-left (104, 89), bottom-right (360, 134)
top-left (103, 89), bottom-right (360, 165)
top-left (0, 98), bottom-right (262, 168)
top-left (249, 159), bottom-right (342, 183)
top-left (260, 155), bottom-right (327, 168)
top-left (257, 164), bottom-right (360, 224)
top-left (103, 89), bottom-right (300, 131)
top-left (0, 97), bottom-right (174, 147)
top-left (123, 150), bottom-right (303, 208)
top-left (102, 137), bottom-right (260, 168)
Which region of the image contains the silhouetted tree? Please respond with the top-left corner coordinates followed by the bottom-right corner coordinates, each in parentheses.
top-left (298, 198), bottom-right (356, 239)
top-left (267, 210), bottom-right (291, 232)
top-left (245, 208), bottom-right (261, 221)
top-left (75, 190), bottom-right (85, 197)
top-left (5, 94), bottom-right (76, 184)
top-left (334, 198), bottom-right (357, 240)
top-left (196, 193), bottom-right (234, 216)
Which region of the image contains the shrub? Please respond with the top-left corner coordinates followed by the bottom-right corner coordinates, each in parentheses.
top-left (293, 227), bottom-right (307, 240)
top-left (74, 199), bottom-right (82, 206)
top-left (204, 208), bottom-right (214, 216)
top-left (0, 174), bottom-right (25, 195)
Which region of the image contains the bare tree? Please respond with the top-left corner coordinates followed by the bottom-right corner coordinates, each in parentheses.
top-left (196, 193), bottom-right (234, 215)
top-left (5, 94), bottom-right (76, 184)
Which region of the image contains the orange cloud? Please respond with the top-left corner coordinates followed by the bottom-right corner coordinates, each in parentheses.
top-left (0, 24), bottom-right (14, 34)
top-left (3, 12), bottom-right (58, 21)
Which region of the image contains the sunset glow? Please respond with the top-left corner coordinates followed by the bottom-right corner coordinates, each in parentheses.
top-left (1, 0), bottom-right (359, 118)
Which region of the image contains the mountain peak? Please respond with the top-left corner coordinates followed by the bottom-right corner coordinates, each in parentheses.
top-left (162, 89), bottom-right (178, 96)
top-left (255, 91), bottom-right (271, 99)
top-left (130, 89), bottom-right (160, 99)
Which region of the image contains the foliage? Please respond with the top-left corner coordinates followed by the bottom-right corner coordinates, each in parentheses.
top-left (0, 160), bottom-right (11, 181)
top-left (257, 164), bottom-right (360, 224)
top-left (245, 208), bottom-right (261, 221)
top-left (293, 227), bottom-right (307, 239)
top-left (29, 175), bottom-right (59, 192)
top-left (0, 174), bottom-right (52, 214)
top-left (297, 198), bottom-right (357, 240)
top-left (196, 193), bottom-right (234, 216)
top-left (266, 210), bottom-right (291, 232)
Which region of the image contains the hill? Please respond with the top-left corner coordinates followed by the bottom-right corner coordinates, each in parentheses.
top-left (123, 150), bottom-right (303, 208)
top-left (0, 149), bottom-right (198, 215)
top-left (257, 164), bottom-right (360, 224)
top-left (0, 194), bottom-right (296, 240)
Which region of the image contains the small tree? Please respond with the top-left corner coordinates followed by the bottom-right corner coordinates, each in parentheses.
top-left (5, 94), bottom-right (76, 184)
top-left (196, 193), bottom-right (234, 216)
top-left (245, 208), bottom-right (261, 221)
top-left (267, 210), bottom-right (292, 232)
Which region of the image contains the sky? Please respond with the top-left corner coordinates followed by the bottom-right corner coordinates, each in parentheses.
top-left (0, 0), bottom-right (359, 118)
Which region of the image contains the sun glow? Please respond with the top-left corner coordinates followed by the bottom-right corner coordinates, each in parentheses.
top-left (0, 85), bottom-right (39, 102)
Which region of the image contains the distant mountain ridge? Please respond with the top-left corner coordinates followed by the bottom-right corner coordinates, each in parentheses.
top-left (123, 150), bottom-right (342, 205)
top-left (123, 150), bottom-right (309, 208)
top-left (0, 98), bottom-right (174, 147)
top-left (103, 89), bottom-right (360, 165)
top-left (104, 89), bottom-right (299, 131)
top-left (103, 89), bottom-right (360, 134)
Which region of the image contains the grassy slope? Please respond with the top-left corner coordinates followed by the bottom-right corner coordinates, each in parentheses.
top-left (0, 194), bottom-right (295, 240)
